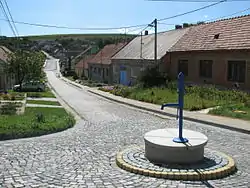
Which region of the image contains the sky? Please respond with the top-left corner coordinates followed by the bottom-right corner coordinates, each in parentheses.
top-left (0, 0), bottom-right (250, 37)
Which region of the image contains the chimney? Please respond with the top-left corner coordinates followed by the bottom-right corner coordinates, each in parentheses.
top-left (175, 25), bottom-right (182, 30)
top-left (145, 30), bottom-right (149, 35)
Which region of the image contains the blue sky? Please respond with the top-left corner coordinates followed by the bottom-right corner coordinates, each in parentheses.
top-left (0, 0), bottom-right (250, 36)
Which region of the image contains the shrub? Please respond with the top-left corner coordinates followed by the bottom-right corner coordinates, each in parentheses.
top-left (73, 74), bottom-right (79, 80)
top-left (110, 86), bottom-right (132, 97)
top-left (10, 95), bottom-right (16, 101)
top-left (36, 113), bottom-right (45, 123)
top-left (2, 94), bottom-right (11, 100)
top-left (138, 66), bottom-right (167, 88)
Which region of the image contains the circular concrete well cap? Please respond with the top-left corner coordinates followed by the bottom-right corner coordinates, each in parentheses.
top-left (144, 128), bottom-right (208, 164)
top-left (144, 128), bottom-right (208, 148)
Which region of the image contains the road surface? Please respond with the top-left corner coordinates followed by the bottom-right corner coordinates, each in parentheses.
top-left (0, 58), bottom-right (249, 188)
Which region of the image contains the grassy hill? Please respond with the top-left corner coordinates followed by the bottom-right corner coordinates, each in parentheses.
top-left (19, 33), bottom-right (136, 41)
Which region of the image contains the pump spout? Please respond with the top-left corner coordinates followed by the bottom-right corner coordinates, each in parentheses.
top-left (161, 103), bottom-right (179, 110)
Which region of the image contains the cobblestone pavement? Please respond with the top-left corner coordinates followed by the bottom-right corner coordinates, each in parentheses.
top-left (0, 61), bottom-right (249, 188)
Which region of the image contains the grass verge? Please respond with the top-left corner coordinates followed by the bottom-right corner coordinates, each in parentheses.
top-left (26, 90), bottom-right (56, 98)
top-left (0, 107), bottom-right (75, 141)
top-left (8, 88), bottom-right (56, 98)
top-left (99, 85), bottom-right (250, 120)
top-left (22, 33), bottom-right (135, 41)
top-left (27, 100), bottom-right (61, 106)
top-left (209, 103), bottom-right (250, 121)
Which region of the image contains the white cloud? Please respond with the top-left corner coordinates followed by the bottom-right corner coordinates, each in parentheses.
top-left (204, 15), bottom-right (208, 18)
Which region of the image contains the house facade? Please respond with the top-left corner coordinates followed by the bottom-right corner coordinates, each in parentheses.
top-left (0, 46), bottom-right (14, 91)
top-left (75, 54), bottom-right (95, 79)
top-left (168, 15), bottom-right (250, 89)
top-left (111, 28), bottom-right (189, 85)
top-left (88, 43), bottom-right (126, 84)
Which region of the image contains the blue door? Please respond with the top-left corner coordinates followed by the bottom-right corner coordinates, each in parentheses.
top-left (120, 70), bottom-right (127, 85)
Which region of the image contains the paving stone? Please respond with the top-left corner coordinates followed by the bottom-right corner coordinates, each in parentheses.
top-left (0, 62), bottom-right (249, 187)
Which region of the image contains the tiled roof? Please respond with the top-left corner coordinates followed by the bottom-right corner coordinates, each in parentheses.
top-left (88, 43), bottom-right (127, 64)
top-left (170, 14), bottom-right (250, 52)
top-left (0, 46), bottom-right (11, 62)
top-left (75, 54), bottom-right (95, 69)
top-left (111, 28), bottom-right (189, 60)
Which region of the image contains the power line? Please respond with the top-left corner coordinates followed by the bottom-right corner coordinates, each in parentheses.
top-left (146, 0), bottom-right (249, 1)
top-left (158, 0), bottom-right (227, 21)
top-left (0, 0), bottom-right (16, 36)
top-left (0, 17), bottom-right (148, 31)
top-left (204, 7), bottom-right (250, 22)
top-left (158, 6), bottom-right (250, 26)
top-left (0, 0), bottom-right (225, 32)
top-left (2, 0), bottom-right (18, 36)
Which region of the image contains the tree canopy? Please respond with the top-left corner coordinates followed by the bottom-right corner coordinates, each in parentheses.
top-left (6, 50), bottom-right (46, 87)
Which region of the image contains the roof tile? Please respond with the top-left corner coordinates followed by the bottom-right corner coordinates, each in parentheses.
top-left (89, 43), bottom-right (126, 65)
top-left (112, 28), bottom-right (189, 60)
top-left (170, 14), bottom-right (250, 51)
top-left (75, 54), bottom-right (96, 69)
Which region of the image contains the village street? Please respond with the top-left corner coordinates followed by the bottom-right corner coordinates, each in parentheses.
top-left (0, 59), bottom-right (249, 188)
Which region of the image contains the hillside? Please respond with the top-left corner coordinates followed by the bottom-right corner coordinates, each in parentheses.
top-left (16, 33), bottom-right (136, 41)
top-left (1, 33), bottom-right (137, 77)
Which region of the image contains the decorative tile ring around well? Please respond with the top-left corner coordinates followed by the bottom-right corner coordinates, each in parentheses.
top-left (116, 146), bottom-right (237, 181)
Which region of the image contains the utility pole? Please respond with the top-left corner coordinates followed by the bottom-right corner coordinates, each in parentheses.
top-left (140, 32), bottom-right (143, 59)
top-left (101, 49), bottom-right (104, 81)
top-left (148, 18), bottom-right (157, 65)
top-left (124, 28), bottom-right (127, 43)
top-left (154, 18), bottom-right (157, 65)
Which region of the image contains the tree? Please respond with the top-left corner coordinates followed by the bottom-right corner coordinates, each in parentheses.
top-left (26, 51), bottom-right (46, 81)
top-left (139, 66), bottom-right (167, 88)
top-left (6, 50), bottom-right (46, 89)
top-left (197, 21), bottom-right (205, 25)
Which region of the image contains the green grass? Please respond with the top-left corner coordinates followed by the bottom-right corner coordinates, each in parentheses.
top-left (0, 107), bottom-right (75, 141)
top-left (27, 100), bottom-right (61, 106)
top-left (26, 89), bottom-right (56, 98)
top-left (19, 33), bottom-right (136, 41)
top-left (65, 76), bottom-right (74, 81)
top-left (99, 85), bottom-right (250, 120)
top-left (8, 88), bottom-right (56, 98)
top-left (209, 103), bottom-right (250, 121)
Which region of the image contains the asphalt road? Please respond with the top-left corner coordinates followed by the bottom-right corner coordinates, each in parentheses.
top-left (0, 59), bottom-right (249, 188)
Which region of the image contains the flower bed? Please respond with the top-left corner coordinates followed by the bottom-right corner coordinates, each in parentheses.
top-left (0, 92), bottom-right (25, 101)
top-left (0, 93), bottom-right (27, 115)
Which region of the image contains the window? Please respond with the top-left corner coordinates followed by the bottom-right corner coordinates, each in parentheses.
top-left (200, 60), bottom-right (213, 78)
top-left (98, 68), bottom-right (101, 75)
top-left (227, 60), bottom-right (246, 83)
top-left (178, 60), bottom-right (188, 76)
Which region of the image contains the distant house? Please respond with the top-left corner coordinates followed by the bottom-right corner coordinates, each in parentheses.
top-left (88, 43), bottom-right (127, 84)
top-left (168, 15), bottom-right (250, 89)
top-left (0, 46), bottom-right (14, 91)
top-left (111, 29), bottom-right (189, 85)
top-left (75, 54), bottom-right (95, 79)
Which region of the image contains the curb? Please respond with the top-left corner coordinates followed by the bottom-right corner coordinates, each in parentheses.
top-left (116, 146), bottom-right (237, 181)
top-left (87, 90), bottom-right (250, 134)
top-left (59, 76), bottom-right (250, 134)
